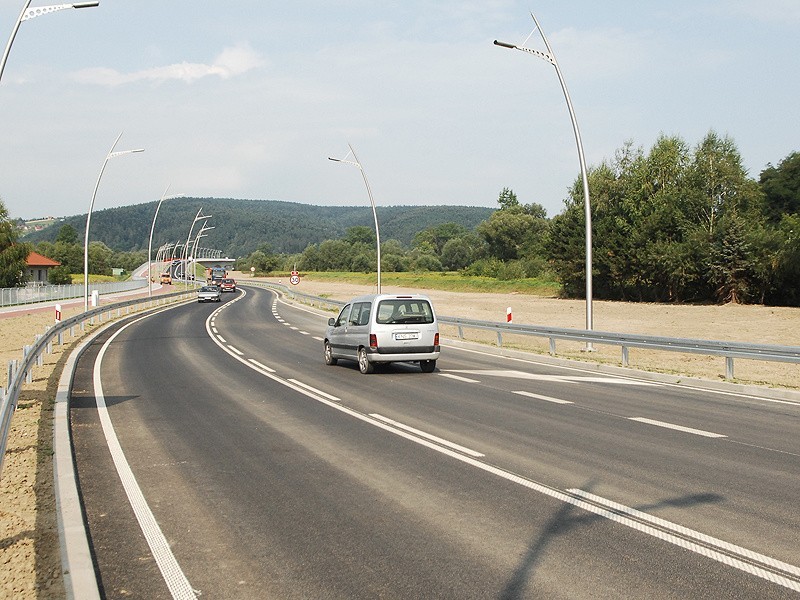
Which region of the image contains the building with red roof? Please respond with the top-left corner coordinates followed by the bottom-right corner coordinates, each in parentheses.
top-left (26, 251), bottom-right (61, 284)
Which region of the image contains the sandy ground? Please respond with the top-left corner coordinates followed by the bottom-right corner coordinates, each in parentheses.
top-left (0, 305), bottom-right (89, 599)
top-left (251, 274), bottom-right (800, 390)
top-left (2, 279), bottom-right (799, 598)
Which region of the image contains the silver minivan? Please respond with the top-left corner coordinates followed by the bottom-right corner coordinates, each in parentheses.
top-left (324, 294), bottom-right (440, 373)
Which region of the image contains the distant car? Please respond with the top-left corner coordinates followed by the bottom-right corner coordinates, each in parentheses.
top-left (197, 285), bottom-right (221, 303)
top-left (219, 278), bottom-right (237, 292)
top-left (160, 272), bottom-right (172, 285)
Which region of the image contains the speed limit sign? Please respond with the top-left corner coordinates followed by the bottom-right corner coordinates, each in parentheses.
top-left (290, 274), bottom-right (300, 285)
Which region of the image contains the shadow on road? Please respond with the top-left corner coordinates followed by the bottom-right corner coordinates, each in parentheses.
top-left (498, 480), bottom-right (723, 599)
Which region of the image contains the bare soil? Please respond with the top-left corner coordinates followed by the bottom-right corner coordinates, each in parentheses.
top-left (2, 280), bottom-right (799, 598)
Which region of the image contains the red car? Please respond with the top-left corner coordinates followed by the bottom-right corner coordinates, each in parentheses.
top-left (219, 278), bottom-right (237, 293)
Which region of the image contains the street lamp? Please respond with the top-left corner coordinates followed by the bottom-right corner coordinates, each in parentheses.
top-left (182, 209), bottom-right (211, 285)
top-left (190, 223), bottom-right (214, 283)
top-left (147, 185), bottom-right (184, 297)
top-left (328, 143), bottom-right (382, 294)
top-left (83, 131), bottom-right (144, 312)
top-left (1, 1), bottom-right (99, 85)
top-left (495, 12), bottom-right (594, 345)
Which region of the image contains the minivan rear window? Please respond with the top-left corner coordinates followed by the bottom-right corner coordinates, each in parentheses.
top-left (376, 299), bottom-right (434, 324)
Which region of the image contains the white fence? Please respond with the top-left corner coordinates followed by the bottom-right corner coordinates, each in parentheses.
top-left (1, 280), bottom-right (147, 307)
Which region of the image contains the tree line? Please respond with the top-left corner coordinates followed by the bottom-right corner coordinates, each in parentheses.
top-left (238, 132), bottom-right (800, 306)
top-left (4, 131), bottom-right (799, 305)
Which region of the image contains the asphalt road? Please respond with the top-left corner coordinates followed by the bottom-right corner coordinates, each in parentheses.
top-left (70, 285), bottom-right (800, 599)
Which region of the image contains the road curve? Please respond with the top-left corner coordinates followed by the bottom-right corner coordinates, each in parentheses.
top-left (69, 285), bottom-right (800, 599)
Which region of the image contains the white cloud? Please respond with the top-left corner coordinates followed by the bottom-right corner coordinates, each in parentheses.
top-left (70, 43), bottom-right (266, 86)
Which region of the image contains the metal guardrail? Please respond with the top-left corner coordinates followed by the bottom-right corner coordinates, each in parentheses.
top-left (1, 279), bottom-right (147, 307)
top-left (247, 280), bottom-right (800, 381)
top-left (0, 289), bottom-right (194, 479)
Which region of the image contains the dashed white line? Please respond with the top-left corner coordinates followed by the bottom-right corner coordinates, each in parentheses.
top-left (439, 373), bottom-right (479, 383)
top-left (628, 417), bottom-right (726, 438)
top-left (217, 336), bottom-right (226, 343)
top-left (227, 345), bottom-right (244, 356)
top-left (513, 390), bottom-right (573, 404)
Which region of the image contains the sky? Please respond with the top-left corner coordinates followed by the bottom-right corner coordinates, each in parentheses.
top-left (1, 1), bottom-right (798, 222)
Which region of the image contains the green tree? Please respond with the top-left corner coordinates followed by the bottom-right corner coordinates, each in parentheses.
top-left (55, 223), bottom-right (79, 245)
top-left (760, 151), bottom-right (800, 222)
top-left (48, 265), bottom-right (73, 285)
top-left (0, 200), bottom-right (32, 288)
top-left (87, 241), bottom-right (114, 276)
top-left (344, 226), bottom-right (376, 246)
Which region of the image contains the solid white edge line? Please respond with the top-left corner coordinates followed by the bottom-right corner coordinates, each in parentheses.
top-left (95, 319), bottom-right (197, 599)
top-left (513, 390), bottom-right (573, 404)
top-left (227, 345), bottom-right (243, 356)
top-left (217, 335), bottom-right (226, 343)
top-left (567, 489), bottom-right (800, 579)
top-left (286, 378), bottom-right (341, 402)
top-left (247, 359), bottom-right (276, 373)
top-left (628, 417), bottom-right (727, 438)
top-left (369, 413), bottom-right (484, 457)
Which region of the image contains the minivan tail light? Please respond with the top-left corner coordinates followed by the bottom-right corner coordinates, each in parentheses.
top-left (369, 334), bottom-right (378, 349)
top-left (434, 333), bottom-right (439, 346)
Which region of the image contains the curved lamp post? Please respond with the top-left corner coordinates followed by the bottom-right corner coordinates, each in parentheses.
top-left (147, 184), bottom-right (178, 297)
top-left (190, 223), bottom-right (214, 283)
top-left (182, 210), bottom-right (211, 284)
top-left (328, 143), bottom-right (382, 294)
top-left (83, 132), bottom-right (144, 312)
top-left (495, 12), bottom-right (594, 346)
top-left (1, 1), bottom-right (99, 85)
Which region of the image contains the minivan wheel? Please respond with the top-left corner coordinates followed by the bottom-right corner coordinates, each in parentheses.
top-left (420, 360), bottom-right (436, 373)
top-left (358, 347), bottom-right (374, 374)
top-left (324, 341), bottom-right (338, 366)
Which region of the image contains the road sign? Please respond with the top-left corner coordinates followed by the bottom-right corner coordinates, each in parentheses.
top-left (290, 274), bottom-right (300, 285)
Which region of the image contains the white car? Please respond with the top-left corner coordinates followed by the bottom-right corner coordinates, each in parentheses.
top-left (324, 294), bottom-right (440, 373)
top-left (197, 285), bottom-right (221, 303)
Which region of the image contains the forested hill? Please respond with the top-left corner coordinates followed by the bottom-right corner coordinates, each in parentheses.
top-left (24, 197), bottom-right (493, 257)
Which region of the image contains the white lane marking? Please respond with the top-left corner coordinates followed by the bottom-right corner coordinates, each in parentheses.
top-left (203, 311), bottom-right (797, 592)
top-left (438, 373), bottom-right (480, 383)
top-left (217, 336), bottom-right (226, 343)
top-left (290, 326), bottom-right (299, 331)
top-left (282, 322), bottom-right (291, 326)
top-left (628, 417), bottom-right (727, 438)
top-left (287, 379), bottom-right (341, 402)
top-left (95, 320), bottom-right (197, 599)
top-left (445, 369), bottom-right (652, 386)
top-left (513, 390), bottom-right (573, 405)
top-left (313, 336), bottom-right (324, 342)
top-left (299, 331), bottom-right (310, 336)
top-left (227, 345), bottom-right (244, 356)
top-left (248, 359), bottom-right (276, 373)
top-left (211, 327), bottom-right (218, 334)
top-left (568, 489), bottom-right (800, 581)
top-left (370, 414), bottom-right (485, 457)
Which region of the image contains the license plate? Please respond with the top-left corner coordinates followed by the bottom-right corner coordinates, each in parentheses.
top-left (394, 332), bottom-right (418, 340)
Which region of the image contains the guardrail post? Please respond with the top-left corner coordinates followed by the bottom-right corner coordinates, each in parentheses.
top-left (622, 346), bottom-right (629, 367)
top-left (549, 338), bottom-right (556, 355)
top-left (496, 331), bottom-right (503, 347)
top-left (7, 361), bottom-right (14, 387)
top-left (725, 357), bottom-right (734, 380)
top-left (457, 325), bottom-right (463, 339)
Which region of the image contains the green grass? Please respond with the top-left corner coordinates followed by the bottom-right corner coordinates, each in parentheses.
top-left (292, 271), bottom-right (561, 296)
